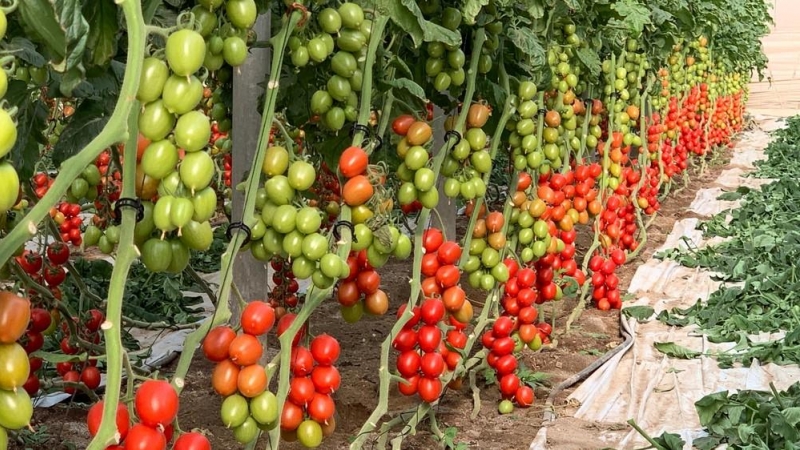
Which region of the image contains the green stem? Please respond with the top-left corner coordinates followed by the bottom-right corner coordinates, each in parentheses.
top-left (0, 0), bottom-right (146, 265)
top-left (86, 105), bottom-right (142, 449)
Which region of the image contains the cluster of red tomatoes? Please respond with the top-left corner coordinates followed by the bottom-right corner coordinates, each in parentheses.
top-left (0, 291), bottom-right (35, 432)
top-left (307, 161), bottom-right (342, 222)
top-left (393, 300), bottom-right (468, 403)
top-left (56, 309), bottom-right (105, 395)
top-left (419, 230), bottom-right (473, 321)
top-left (338, 145), bottom-right (374, 208)
top-left (268, 258), bottom-right (301, 311)
top-left (588, 250), bottom-right (626, 310)
top-left (480, 316), bottom-right (535, 408)
top-left (222, 153), bottom-right (232, 188)
top-left (48, 202), bottom-right (84, 246)
top-left (678, 85), bottom-right (710, 157)
top-left (86, 380), bottom-right (204, 450)
top-left (204, 301), bottom-right (277, 444)
top-left (283, 334), bottom-right (341, 446)
top-left (708, 90), bottom-right (744, 148)
top-left (501, 262), bottom-right (555, 348)
top-left (335, 250), bottom-right (389, 321)
top-left (32, 171), bottom-right (55, 199)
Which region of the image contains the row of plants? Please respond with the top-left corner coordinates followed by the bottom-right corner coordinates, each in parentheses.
top-left (0, 0), bottom-right (773, 448)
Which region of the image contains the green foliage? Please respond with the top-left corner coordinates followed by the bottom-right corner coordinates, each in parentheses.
top-left (656, 116), bottom-right (800, 367)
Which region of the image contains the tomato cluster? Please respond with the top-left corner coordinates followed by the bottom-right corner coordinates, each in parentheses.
top-left (292, 3), bottom-right (370, 132)
top-left (0, 10), bottom-right (20, 217)
top-left (0, 291), bottom-right (34, 436)
top-left (424, 13), bottom-right (467, 93)
top-left (267, 258), bottom-right (302, 312)
top-left (336, 250), bottom-right (390, 322)
top-left (394, 117), bottom-right (441, 209)
top-left (393, 301), bottom-right (468, 403)
top-left (588, 251), bottom-right (626, 310)
top-left (282, 334), bottom-right (341, 447)
top-left (441, 103), bottom-right (493, 201)
top-left (480, 316), bottom-right (536, 409)
top-left (462, 210), bottom-right (510, 291)
top-left (55, 309), bottom-right (105, 395)
top-left (204, 301), bottom-right (311, 445)
top-left (48, 202), bottom-right (84, 246)
top-left (85, 379), bottom-right (191, 450)
top-left (338, 145), bottom-right (374, 208)
top-left (307, 161), bottom-right (342, 221)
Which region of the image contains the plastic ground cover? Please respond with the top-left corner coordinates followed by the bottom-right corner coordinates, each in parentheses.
top-left (530, 115), bottom-right (800, 450)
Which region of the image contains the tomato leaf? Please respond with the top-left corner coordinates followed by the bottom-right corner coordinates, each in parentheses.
top-left (506, 26), bottom-right (545, 68)
top-left (3, 37), bottom-right (48, 68)
top-left (377, 0), bottom-right (461, 48)
top-left (609, 0), bottom-right (652, 35)
top-left (82, 0), bottom-right (119, 67)
top-left (653, 341), bottom-right (701, 359)
top-left (575, 47), bottom-right (602, 79)
top-left (17, 0), bottom-right (67, 64)
top-left (52, 100), bottom-right (111, 167)
top-left (5, 80), bottom-right (48, 181)
top-left (621, 305), bottom-right (654, 322)
top-left (380, 77), bottom-right (427, 102)
top-left (461, 0), bottom-right (490, 25)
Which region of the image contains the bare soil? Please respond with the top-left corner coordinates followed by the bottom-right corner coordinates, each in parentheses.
top-left (14, 151), bottom-right (732, 450)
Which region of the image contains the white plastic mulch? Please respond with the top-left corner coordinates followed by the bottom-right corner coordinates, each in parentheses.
top-left (530, 115), bottom-right (800, 449)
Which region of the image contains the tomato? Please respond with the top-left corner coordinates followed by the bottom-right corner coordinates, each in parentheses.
top-left (308, 392), bottom-right (335, 423)
top-left (277, 313), bottom-right (307, 346)
top-left (310, 334), bottom-right (340, 366)
top-left (420, 352), bottom-right (445, 378)
top-left (317, 7), bottom-right (342, 33)
top-left (139, 100), bottom-right (176, 141)
top-left (162, 75), bottom-right (203, 115)
top-left (338, 146), bottom-right (368, 178)
top-left (221, 394), bottom-right (249, 428)
top-left (173, 432), bottom-right (211, 450)
top-left (396, 350), bottom-right (421, 377)
top-left (228, 333), bottom-right (263, 366)
top-left (166, 29), bottom-right (206, 76)
top-left (173, 111), bottom-right (211, 153)
top-left (80, 366), bottom-right (102, 390)
top-left (417, 325), bottom-right (441, 353)
top-left (417, 376), bottom-right (442, 403)
top-left (0, 110), bottom-right (17, 160)
top-left (0, 343), bottom-right (29, 390)
top-left (238, 364), bottom-right (267, 398)
top-left (288, 375), bottom-right (315, 407)
top-left (250, 390), bottom-right (279, 426)
top-left (365, 289), bottom-right (389, 315)
top-left (286, 160), bottom-right (315, 191)
top-left (406, 122), bottom-right (433, 146)
top-left (0, 292), bottom-right (30, 344)
top-left (45, 242), bottom-right (70, 265)
top-left (391, 115), bottom-right (414, 136)
top-left (212, 359), bottom-right (240, 396)
top-left (311, 365), bottom-right (341, 394)
top-left (241, 301), bottom-right (275, 336)
top-left (280, 400), bottom-right (304, 433)
top-left (126, 424), bottom-right (166, 450)
top-left (498, 399), bottom-right (514, 414)
top-left (87, 401), bottom-right (130, 438)
top-left (516, 385), bottom-right (535, 407)
top-left (467, 103), bottom-right (491, 128)
top-left (226, 0), bottom-right (256, 28)
top-left (180, 150), bottom-right (214, 192)
top-left (135, 380), bottom-right (179, 427)
top-left (44, 264), bottom-right (66, 287)
top-left (0, 388), bottom-right (32, 430)
top-left (338, 2), bottom-right (364, 28)
top-left (137, 57), bottom-right (170, 103)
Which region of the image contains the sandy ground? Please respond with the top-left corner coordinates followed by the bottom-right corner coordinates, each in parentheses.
top-left (748, 0), bottom-right (800, 115)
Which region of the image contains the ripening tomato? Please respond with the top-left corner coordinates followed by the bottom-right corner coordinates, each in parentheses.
top-left (342, 175), bottom-right (373, 206)
top-left (134, 380), bottom-right (179, 427)
top-left (125, 424), bottom-right (167, 450)
top-left (228, 334), bottom-right (263, 366)
top-left (338, 146), bottom-right (368, 178)
top-left (202, 326), bottom-right (236, 362)
top-left (86, 401), bottom-right (130, 438)
top-left (241, 301), bottom-right (276, 336)
top-left (212, 359), bottom-right (240, 396)
top-left (172, 432), bottom-right (211, 450)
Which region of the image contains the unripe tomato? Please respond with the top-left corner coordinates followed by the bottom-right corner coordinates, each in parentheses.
top-left (166, 29), bottom-right (206, 76)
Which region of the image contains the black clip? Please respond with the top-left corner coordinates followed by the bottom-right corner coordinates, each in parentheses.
top-left (226, 222), bottom-right (252, 246)
top-left (538, 108), bottom-right (547, 116)
top-left (350, 123), bottom-right (371, 138)
top-left (373, 134), bottom-right (384, 153)
top-left (444, 130), bottom-right (462, 145)
top-left (583, 97), bottom-right (594, 105)
top-left (332, 220), bottom-right (356, 243)
top-left (113, 198), bottom-right (144, 224)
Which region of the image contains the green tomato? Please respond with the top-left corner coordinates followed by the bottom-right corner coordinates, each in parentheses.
top-left (166, 29), bottom-right (206, 76)
top-left (223, 36), bottom-right (248, 67)
top-left (0, 163), bottom-right (19, 214)
top-left (324, 107), bottom-right (345, 131)
top-left (312, 269), bottom-right (335, 289)
top-left (297, 419), bottom-right (323, 448)
top-left (291, 46), bottom-right (310, 67)
top-left (282, 230), bottom-right (304, 258)
top-left (352, 223), bottom-right (373, 251)
top-left (393, 234), bottom-right (412, 259)
top-left (137, 57), bottom-right (169, 103)
top-left (336, 29), bottom-right (365, 52)
top-left (226, 0), bottom-right (257, 29)
top-left (327, 75), bottom-right (352, 102)
top-left (319, 252), bottom-right (343, 278)
top-left (498, 399), bottom-right (514, 414)
top-left (162, 75), bottom-right (204, 115)
top-left (141, 238), bottom-right (173, 273)
top-left (338, 3), bottom-right (364, 28)
top-left (180, 151), bottom-right (215, 193)
top-left (0, 389), bottom-right (32, 430)
top-left (295, 206), bottom-right (322, 235)
top-left (318, 8), bottom-right (342, 33)
top-left (141, 140), bottom-right (179, 180)
top-left (264, 175), bottom-right (295, 205)
top-left (292, 256), bottom-right (315, 279)
top-left (341, 302), bottom-right (363, 323)
top-left (250, 391), bottom-right (279, 426)
top-left (302, 232), bottom-right (329, 261)
top-left (272, 204), bottom-right (298, 234)
top-left (331, 51), bottom-right (358, 78)
top-left (139, 100), bottom-right (176, 142)
top-left (418, 187), bottom-right (439, 209)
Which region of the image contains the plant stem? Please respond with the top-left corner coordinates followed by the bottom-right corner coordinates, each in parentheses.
top-left (86, 106), bottom-right (143, 450)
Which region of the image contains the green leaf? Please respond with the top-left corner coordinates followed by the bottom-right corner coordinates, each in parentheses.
top-left (142, 0), bottom-right (162, 24)
top-left (527, 0), bottom-right (545, 19)
top-left (782, 407), bottom-right (800, 427)
top-left (507, 26), bottom-right (545, 67)
top-left (575, 47), bottom-right (602, 78)
top-left (6, 80), bottom-right (48, 181)
top-left (377, 0), bottom-right (461, 48)
top-left (83, 0), bottom-right (119, 67)
top-left (649, 5), bottom-right (673, 25)
top-left (462, 0), bottom-right (490, 25)
top-left (622, 305), bottom-right (655, 322)
top-left (4, 37), bottom-right (47, 67)
top-left (654, 341), bottom-right (701, 359)
top-left (51, 100), bottom-right (111, 167)
top-left (17, 0), bottom-right (67, 63)
top-left (611, 0), bottom-right (652, 35)
top-left (383, 77), bottom-right (427, 101)
top-left (694, 390), bottom-right (731, 426)
top-left (652, 432), bottom-right (685, 450)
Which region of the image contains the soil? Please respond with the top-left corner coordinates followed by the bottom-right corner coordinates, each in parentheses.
top-left (12, 150), bottom-right (734, 450)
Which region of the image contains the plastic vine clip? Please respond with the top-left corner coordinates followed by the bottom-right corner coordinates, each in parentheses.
top-left (226, 222), bottom-right (252, 246)
top-left (350, 123), bottom-right (371, 138)
top-left (444, 130), bottom-right (462, 145)
top-left (113, 198), bottom-right (144, 224)
top-left (332, 220), bottom-right (356, 243)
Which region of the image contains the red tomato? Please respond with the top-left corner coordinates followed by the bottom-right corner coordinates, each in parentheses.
top-left (515, 385), bottom-right (535, 407)
top-left (417, 376), bottom-right (442, 403)
top-left (436, 241), bottom-right (462, 265)
top-left (134, 380), bottom-right (179, 427)
top-left (338, 146), bottom-right (369, 178)
top-left (81, 366), bottom-right (102, 390)
top-left (311, 365), bottom-right (341, 394)
top-left (241, 301), bottom-right (276, 336)
top-left (172, 432), bottom-right (211, 450)
top-left (289, 376), bottom-right (316, 406)
top-left (396, 350), bottom-right (421, 377)
top-left (421, 228), bottom-right (443, 253)
top-left (310, 334), bottom-right (340, 366)
top-left (492, 316), bottom-right (514, 337)
top-left (124, 424), bottom-right (166, 450)
top-left (417, 325), bottom-right (442, 353)
top-left (420, 298), bottom-right (445, 325)
top-left (392, 329), bottom-right (418, 352)
top-left (87, 401), bottom-right (130, 439)
top-left (291, 346), bottom-right (315, 377)
top-left (202, 326), bottom-right (236, 362)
